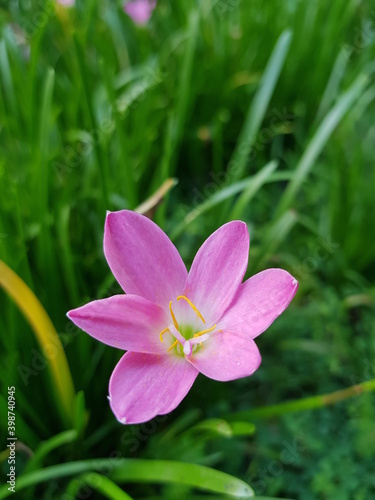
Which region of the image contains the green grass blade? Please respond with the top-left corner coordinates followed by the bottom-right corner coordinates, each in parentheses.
top-left (188, 419), bottom-right (256, 438)
top-left (249, 210), bottom-right (298, 271)
top-left (73, 390), bottom-right (88, 437)
top-left (24, 430), bottom-right (78, 473)
top-left (56, 205), bottom-right (80, 305)
top-left (227, 30), bottom-right (292, 183)
top-left (190, 418), bottom-right (233, 437)
top-left (0, 260), bottom-right (76, 426)
top-left (111, 460), bottom-right (254, 497)
top-left (314, 48), bottom-right (349, 124)
top-left (171, 171), bottom-right (294, 241)
top-left (170, 9), bottom-right (199, 172)
top-left (229, 422), bottom-right (256, 437)
top-left (36, 67), bottom-right (55, 271)
top-left (229, 160), bottom-right (278, 219)
top-left (171, 177), bottom-right (257, 241)
top-left (66, 473), bottom-right (134, 499)
top-left (0, 40), bottom-right (17, 122)
top-left (135, 497), bottom-right (292, 500)
top-left (73, 35), bottom-right (109, 208)
top-left (0, 459), bottom-right (254, 499)
top-left (275, 73), bottom-right (369, 217)
top-left (227, 378), bottom-right (375, 421)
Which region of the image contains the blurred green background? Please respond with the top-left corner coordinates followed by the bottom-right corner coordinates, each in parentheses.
top-left (1, 0), bottom-right (375, 498)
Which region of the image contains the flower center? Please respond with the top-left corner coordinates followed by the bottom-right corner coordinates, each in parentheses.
top-left (159, 295), bottom-right (217, 357)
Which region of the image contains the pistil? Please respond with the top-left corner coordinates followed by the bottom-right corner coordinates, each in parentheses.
top-left (158, 296), bottom-right (217, 355)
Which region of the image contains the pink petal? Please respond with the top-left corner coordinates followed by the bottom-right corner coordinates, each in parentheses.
top-left (217, 268), bottom-right (298, 339)
top-left (124, 0), bottom-right (156, 25)
top-left (109, 352), bottom-right (198, 424)
top-left (104, 210), bottom-right (187, 310)
top-left (67, 295), bottom-right (168, 354)
top-left (187, 330), bottom-right (261, 382)
top-left (183, 221), bottom-right (249, 324)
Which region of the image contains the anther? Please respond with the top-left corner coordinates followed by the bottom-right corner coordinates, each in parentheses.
top-left (169, 301), bottom-right (179, 330)
top-left (167, 339), bottom-right (179, 352)
top-left (177, 295), bottom-right (206, 324)
top-left (193, 324), bottom-right (216, 338)
top-left (159, 327), bottom-right (169, 343)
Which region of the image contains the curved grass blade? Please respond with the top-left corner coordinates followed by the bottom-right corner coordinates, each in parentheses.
top-left (24, 430), bottom-right (78, 473)
top-left (0, 459), bottom-right (254, 499)
top-left (109, 459), bottom-right (254, 498)
top-left (66, 473), bottom-right (134, 499)
top-left (190, 418), bottom-right (233, 437)
top-left (0, 260), bottom-right (76, 426)
top-left (229, 421), bottom-right (256, 437)
top-left (188, 419), bottom-right (256, 438)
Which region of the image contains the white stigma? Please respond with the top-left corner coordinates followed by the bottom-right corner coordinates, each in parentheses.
top-left (183, 340), bottom-right (192, 357)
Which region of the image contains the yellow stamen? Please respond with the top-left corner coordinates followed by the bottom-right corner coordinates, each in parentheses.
top-left (177, 295), bottom-right (205, 324)
top-left (159, 327), bottom-right (169, 343)
top-left (193, 324), bottom-right (217, 338)
top-left (167, 339), bottom-right (179, 352)
top-left (169, 301), bottom-right (179, 330)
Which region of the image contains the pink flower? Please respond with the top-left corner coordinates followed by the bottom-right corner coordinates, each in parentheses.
top-left (123, 0), bottom-right (157, 25)
top-left (68, 211), bottom-right (298, 424)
